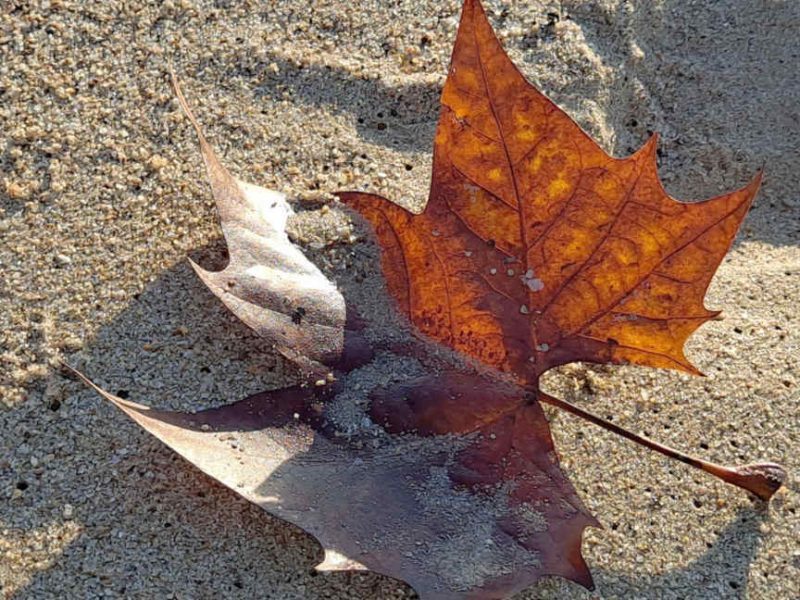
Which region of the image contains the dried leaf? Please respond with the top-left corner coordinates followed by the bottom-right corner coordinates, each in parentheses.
top-left (70, 1), bottom-right (786, 598)
top-left (173, 77), bottom-right (346, 369)
top-left (343, 0), bottom-right (760, 382)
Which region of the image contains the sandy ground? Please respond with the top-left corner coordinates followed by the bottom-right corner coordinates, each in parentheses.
top-left (1, 0), bottom-right (798, 598)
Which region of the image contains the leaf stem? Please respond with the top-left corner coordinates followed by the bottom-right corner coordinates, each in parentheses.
top-left (537, 391), bottom-right (786, 501)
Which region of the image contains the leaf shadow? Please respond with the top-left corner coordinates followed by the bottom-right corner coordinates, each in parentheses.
top-left (197, 50), bottom-right (441, 154)
top-left (7, 238), bottom-right (775, 599)
top-left (544, 508), bottom-right (769, 599)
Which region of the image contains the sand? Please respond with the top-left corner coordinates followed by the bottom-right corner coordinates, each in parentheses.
top-left (1, 0), bottom-right (798, 598)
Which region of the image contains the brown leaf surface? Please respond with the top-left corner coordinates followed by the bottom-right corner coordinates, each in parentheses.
top-left (68, 366), bottom-right (596, 599)
top-left (343, 0), bottom-right (760, 382)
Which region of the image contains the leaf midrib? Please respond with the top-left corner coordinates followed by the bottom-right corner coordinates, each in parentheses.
top-left (470, 8), bottom-right (542, 359)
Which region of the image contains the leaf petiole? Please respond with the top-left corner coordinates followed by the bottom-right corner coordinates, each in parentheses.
top-left (537, 391), bottom-right (786, 501)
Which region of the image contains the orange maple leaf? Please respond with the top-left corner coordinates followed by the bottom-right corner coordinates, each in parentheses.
top-left (342, 0), bottom-right (760, 383)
